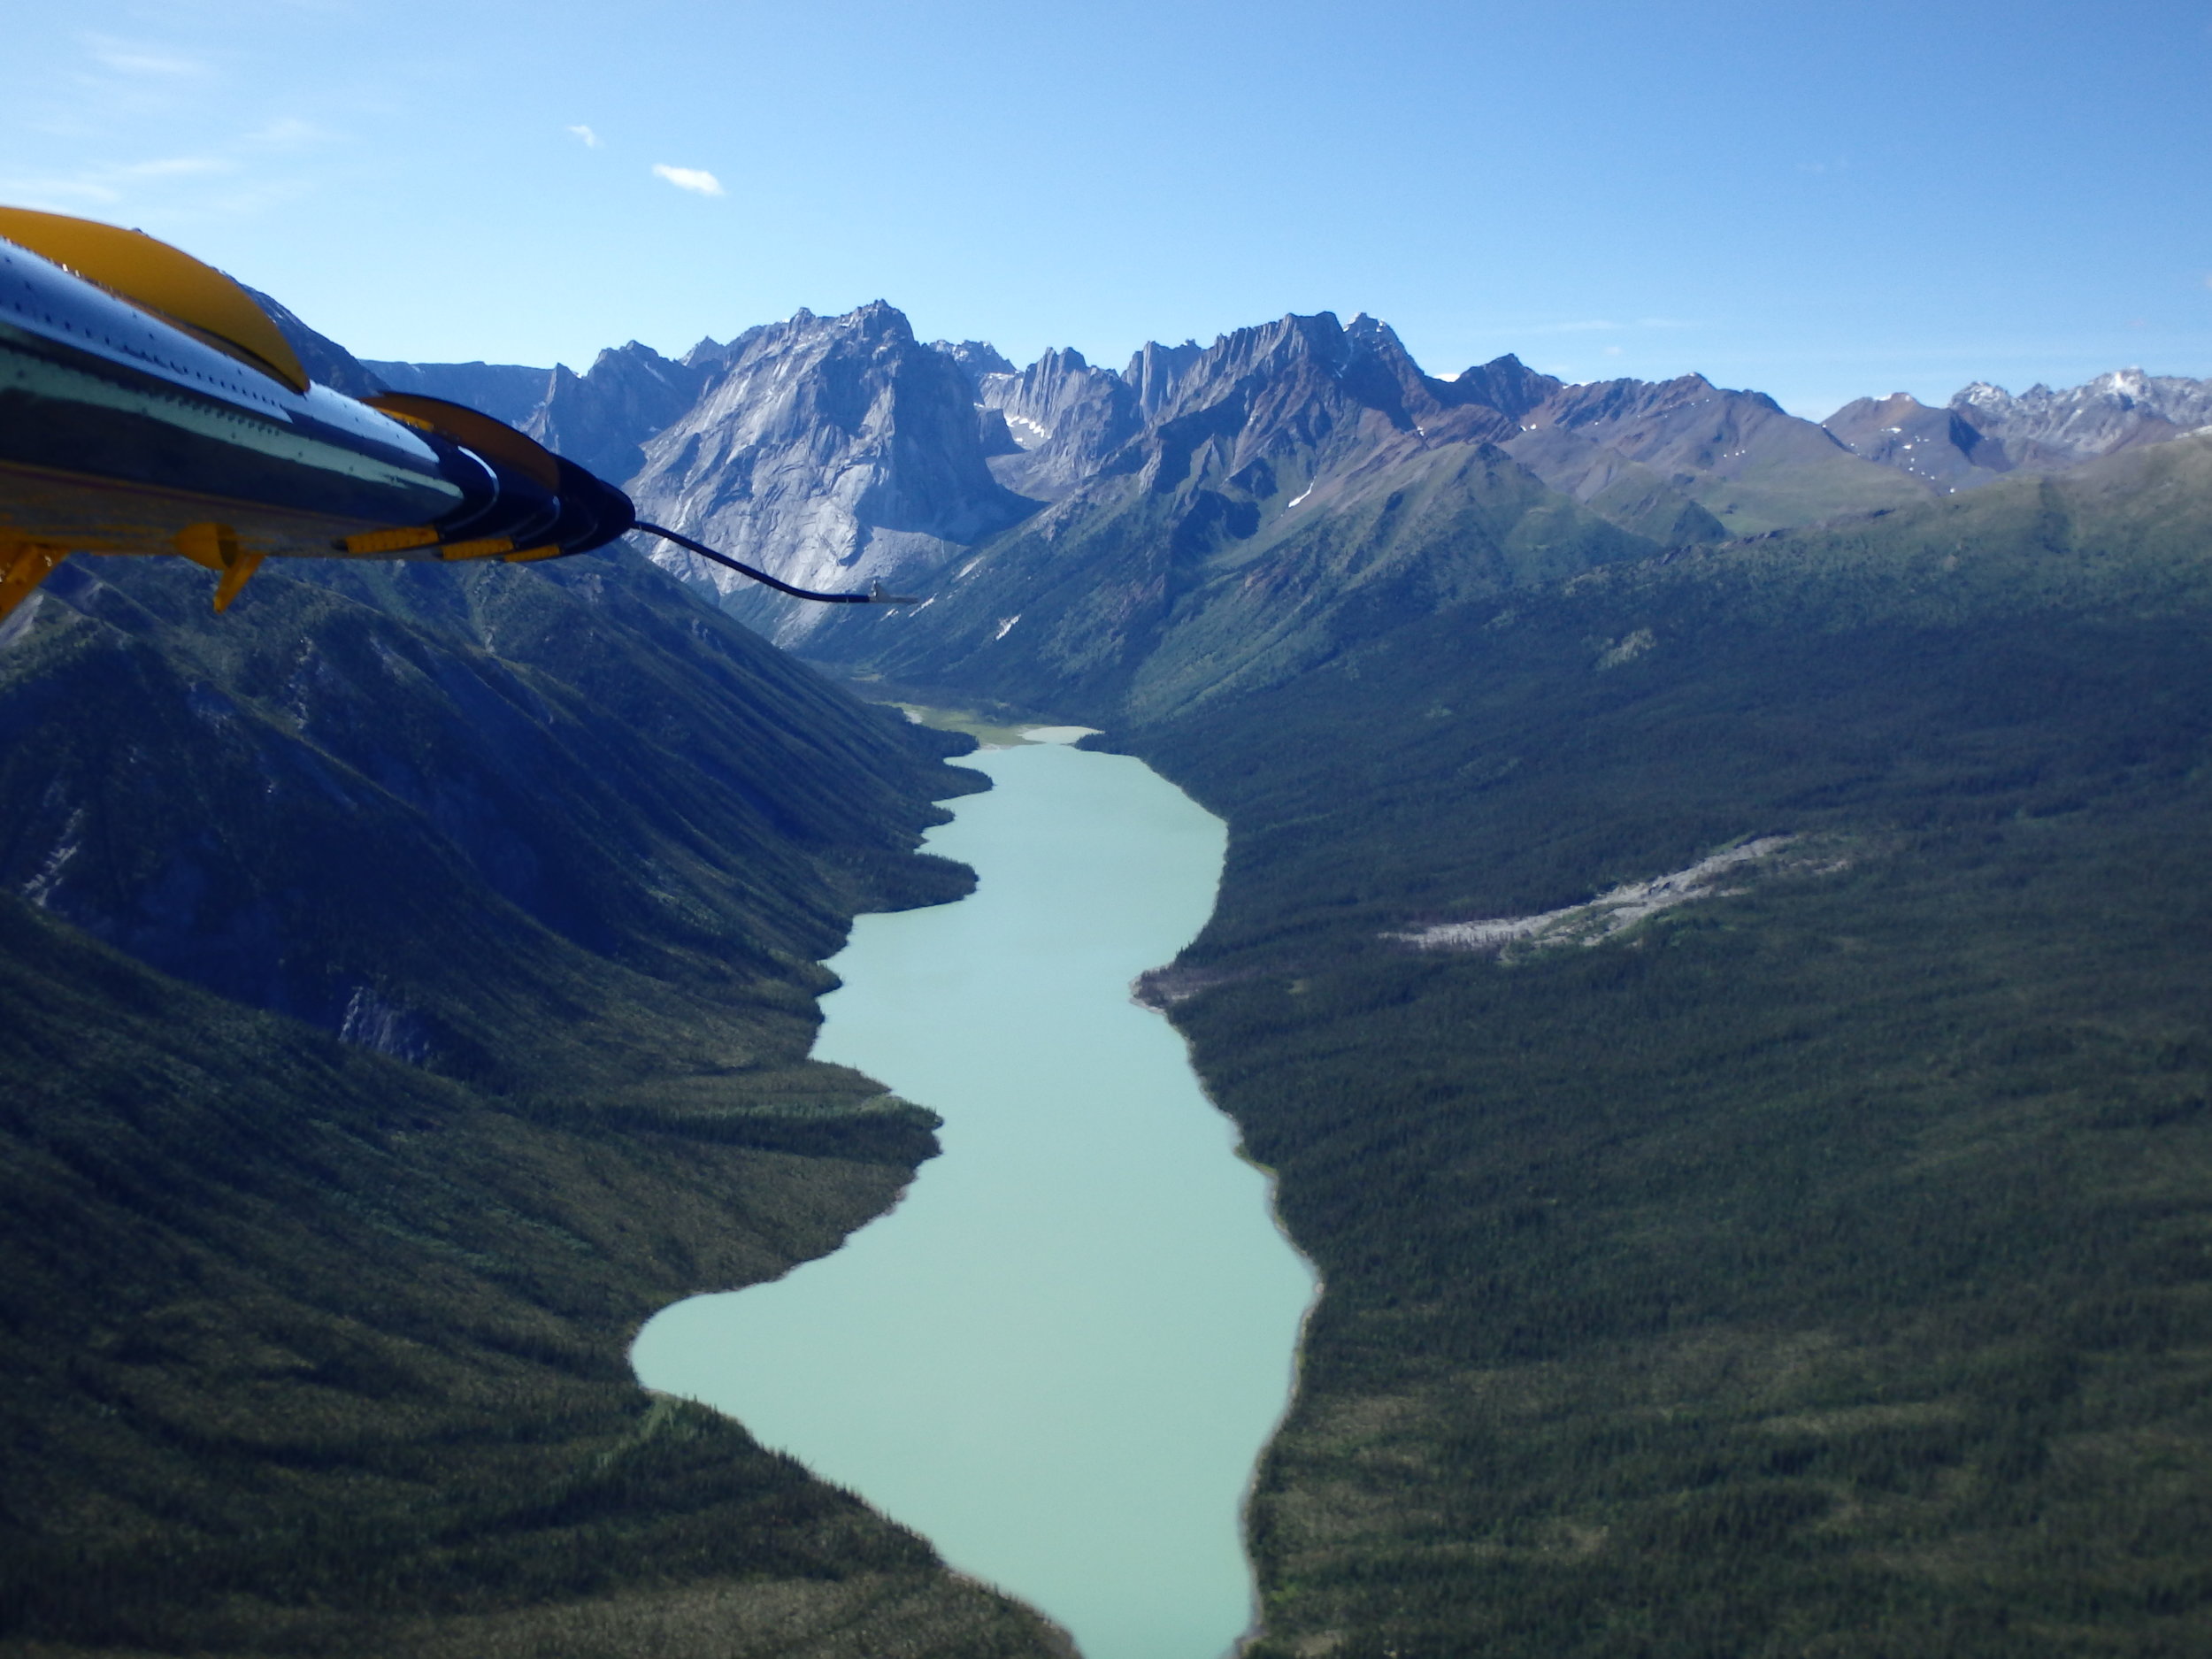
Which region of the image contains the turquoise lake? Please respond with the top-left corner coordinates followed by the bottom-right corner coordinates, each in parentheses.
top-left (631, 732), bottom-right (1317, 1659)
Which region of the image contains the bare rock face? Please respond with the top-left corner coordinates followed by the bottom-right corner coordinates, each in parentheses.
top-left (1823, 373), bottom-right (2212, 491)
top-left (1509, 373), bottom-right (1932, 534)
top-left (626, 302), bottom-right (1036, 641)
top-left (1823, 392), bottom-right (2011, 492)
top-left (1441, 353), bottom-right (1562, 424)
top-left (524, 341), bottom-right (710, 486)
top-left (1949, 369), bottom-right (2212, 471)
top-left (1125, 338), bottom-right (1205, 419)
top-left (1135, 311), bottom-right (1519, 501)
top-left (977, 348), bottom-right (1142, 499)
top-left (927, 338), bottom-right (1017, 395)
top-left (800, 310), bottom-right (1645, 718)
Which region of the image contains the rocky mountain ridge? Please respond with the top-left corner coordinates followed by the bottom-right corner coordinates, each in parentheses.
top-left (302, 292), bottom-right (2212, 656)
top-left (622, 302), bottom-right (1036, 642)
top-left (797, 308), bottom-right (1653, 719)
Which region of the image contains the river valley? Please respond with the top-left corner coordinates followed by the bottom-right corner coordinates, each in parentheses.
top-left (632, 728), bottom-right (1317, 1659)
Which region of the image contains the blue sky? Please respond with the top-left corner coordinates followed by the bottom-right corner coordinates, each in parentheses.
top-left (6, 0), bottom-right (2208, 416)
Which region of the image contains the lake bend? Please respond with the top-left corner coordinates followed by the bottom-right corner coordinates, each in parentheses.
top-left (631, 728), bottom-right (1318, 1659)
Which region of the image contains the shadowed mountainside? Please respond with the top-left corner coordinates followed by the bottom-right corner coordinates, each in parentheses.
top-left (0, 543), bottom-right (1069, 1656)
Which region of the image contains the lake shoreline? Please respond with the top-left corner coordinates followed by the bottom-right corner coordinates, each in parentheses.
top-left (635, 727), bottom-right (1316, 1659)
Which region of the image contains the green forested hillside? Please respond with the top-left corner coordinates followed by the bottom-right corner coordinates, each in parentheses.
top-left (1011, 438), bottom-right (2212, 1655)
top-left (0, 554), bottom-right (1066, 1656)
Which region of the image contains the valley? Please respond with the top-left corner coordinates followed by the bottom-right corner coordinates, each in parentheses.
top-left (5, 272), bottom-right (2212, 1659)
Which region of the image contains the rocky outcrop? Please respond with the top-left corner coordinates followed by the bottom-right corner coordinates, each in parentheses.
top-left (1823, 392), bottom-right (2012, 492)
top-left (1440, 353), bottom-right (1561, 424)
top-left (976, 348), bottom-right (1142, 499)
top-left (928, 339), bottom-right (1017, 394)
top-left (1509, 372), bottom-right (1933, 534)
top-left (1822, 372), bottom-right (2212, 492)
top-left (1949, 369), bottom-right (2212, 472)
top-left (1134, 311), bottom-right (1518, 503)
top-left (1125, 339), bottom-right (1205, 419)
top-left (625, 302), bottom-right (1036, 641)
top-left (523, 341), bottom-right (710, 485)
top-left (799, 310), bottom-right (1647, 718)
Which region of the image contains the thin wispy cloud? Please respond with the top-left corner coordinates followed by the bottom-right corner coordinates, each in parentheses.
top-left (120, 157), bottom-right (232, 180)
top-left (567, 124), bottom-right (602, 149)
top-left (0, 153), bottom-right (235, 210)
top-left (652, 164), bottom-right (723, 196)
top-left (242, 118), bottom-right (327, 151)
top-left (82, 35), bottom-right (210, 78)
top-left (0, 172), bottom-right (125, 207)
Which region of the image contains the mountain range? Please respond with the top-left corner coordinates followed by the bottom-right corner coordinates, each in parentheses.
top-left (7, 273), bottom-right (2212, 1659)
top-left (322, 299), bottom-right (2212, 665)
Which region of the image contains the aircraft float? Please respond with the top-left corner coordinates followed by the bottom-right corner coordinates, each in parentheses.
top-left (0, 206), bottom-right (912, 624)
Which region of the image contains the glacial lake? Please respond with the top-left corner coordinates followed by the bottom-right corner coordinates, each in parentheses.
top-left (632, 729), bottom-right (1316, 1659)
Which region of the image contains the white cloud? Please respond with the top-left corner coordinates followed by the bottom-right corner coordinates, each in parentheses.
top-left (567, 124), bottom-right (602, 148)
top-left (652, 164), bottom-right (723, 196)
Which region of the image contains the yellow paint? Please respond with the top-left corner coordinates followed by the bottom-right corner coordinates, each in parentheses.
top-left (0, 540), bottom-right (69, 623)
top-left (173, 520), bottom-right (240, 572)
top-left (342, 525), bottom-right (442, 555)
top-left (501, 545), bottom-right (567, 563)
top-left (439, 537), bottom-right (516, 561)
top-left (211, 549), bottom-right (265, 612)
top-left (0, 208), bottom-right (311, 394)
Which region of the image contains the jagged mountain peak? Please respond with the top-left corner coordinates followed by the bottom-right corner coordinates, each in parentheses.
top-left (1125, 338), bottom-right (1205, 418)
top-left (928, 338), bottom-right (1018, 393)
top-left (1504, 370), bottom-right (1929, 535)
top-left (1822, 391), bottom-right (2008, 492)
top-left (975, 347), bottom-right (1141, 500)
top-left (1947, 367), bottom-right (2212, 470)
top-left (523, 339), bottom-right (707, 486)
top-left (625, 298), bottom-right (1033, 640)
top-left (1444, 354), bottom-right (1563, 423)
top-left (1139, 311), bottom-right (1519, 470)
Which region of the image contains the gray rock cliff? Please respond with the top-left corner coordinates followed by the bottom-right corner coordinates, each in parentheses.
top-left (1823, 392), bottom-right (2012, 492)
top-left (624, 302), bottom-right (1036, 641)
top-left (1949, 369), bottom-right (2212, 471)
top-left (976, 348), bottom-right (1142, 499)
top-left (523, 341), bottom-right (710, 486)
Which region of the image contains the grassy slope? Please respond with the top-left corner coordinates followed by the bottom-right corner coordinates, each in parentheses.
top-left (1108, 437), bottom-right (2212, 1656)
top-left (0, 554), bottom-right (1065, 1656)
